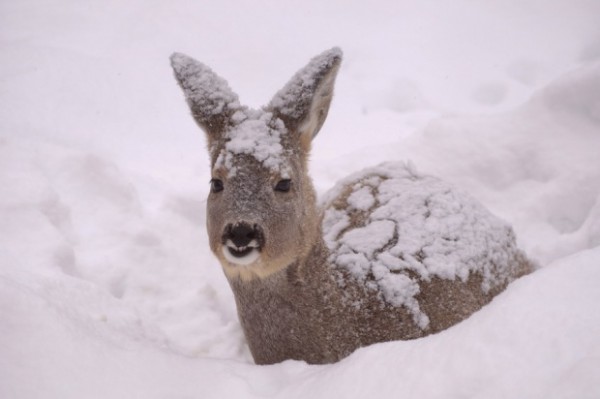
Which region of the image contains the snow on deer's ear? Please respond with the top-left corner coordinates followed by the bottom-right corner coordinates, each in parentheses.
top-left (268, 47), bottom-right (342, 151)
top-left (170, 52), bottom-right (242, 143)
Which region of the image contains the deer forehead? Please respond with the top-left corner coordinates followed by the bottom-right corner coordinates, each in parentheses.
top-left (212, 109), bottom-right (294, 178)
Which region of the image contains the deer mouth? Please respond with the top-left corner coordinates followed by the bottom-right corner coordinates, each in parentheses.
top-left (223, 240), bottom-right (261, 266)
top-left (221, 223), bottom-right (265, 266)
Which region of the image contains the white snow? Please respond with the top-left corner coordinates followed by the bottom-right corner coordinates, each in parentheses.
top-left (269, 47), bottom-right (342, 119)
top-left (171, 53), bottom-right (291, 175)
top-left (2, 1), bottom-right (600, 398)
top-left (170, 52), bottom-right (242, 119)
top-left (322, 163), bottom-right (529, 324)
top-left (215, 110), bottom-right (290, 176)
top-left (346, 185), bottom-right (376, 211)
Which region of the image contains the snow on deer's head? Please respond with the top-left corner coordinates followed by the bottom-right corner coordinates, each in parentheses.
top-left (171, 48), bottom-right (342, 280)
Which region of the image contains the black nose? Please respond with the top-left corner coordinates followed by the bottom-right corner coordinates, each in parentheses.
top-left (224, 223), bottom-right (261, 248)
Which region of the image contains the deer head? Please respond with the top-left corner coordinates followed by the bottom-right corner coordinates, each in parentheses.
top-left (171, 48), bottom-right (342, 281)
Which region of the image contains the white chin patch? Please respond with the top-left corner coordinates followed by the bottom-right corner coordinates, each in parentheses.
top-left (222, 244), bottom-right (261, 266)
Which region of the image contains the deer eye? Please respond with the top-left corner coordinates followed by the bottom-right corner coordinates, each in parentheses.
top-left (210, 179), bottom-right (224, 193)
top-left (274, 179), bottom-right (292, 192)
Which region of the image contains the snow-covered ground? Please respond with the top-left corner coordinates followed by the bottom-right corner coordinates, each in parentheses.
top-left (1, 1), bottom-right (600, 398)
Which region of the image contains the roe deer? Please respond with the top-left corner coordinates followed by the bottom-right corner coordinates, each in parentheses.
top-left (170, 48), bottom-right (534, 365)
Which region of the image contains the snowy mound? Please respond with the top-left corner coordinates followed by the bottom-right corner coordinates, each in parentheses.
top-left (3, 1), bottom-right (600, 397)
top-left (322, 162), bottom-right (529, 327)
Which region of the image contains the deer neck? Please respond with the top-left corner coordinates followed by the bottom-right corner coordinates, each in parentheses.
top-left (226, 232), bottom-right (348, 364)
top-left (227, 228), bottom-right (332, 301)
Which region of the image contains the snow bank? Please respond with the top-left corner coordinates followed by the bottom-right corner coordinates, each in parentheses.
top-left (0, 138), bottom-right (247, 361)
top-left (278, 248), bottom-right (600, 399)
top-left (2, 0), bottom-right (600, 398)
top-left (396, 62), bottom-right (600, 265)
top-left (2, 244), bottom-right (598, 399)
top-left (2, 62), bottom-right (599, 399)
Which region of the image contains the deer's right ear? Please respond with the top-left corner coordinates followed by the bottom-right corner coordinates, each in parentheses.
top-left (170, 53), bottom-right (241, 142)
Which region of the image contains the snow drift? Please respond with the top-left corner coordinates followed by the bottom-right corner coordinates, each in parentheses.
top-left (1, 1), bottom-right (600, 398)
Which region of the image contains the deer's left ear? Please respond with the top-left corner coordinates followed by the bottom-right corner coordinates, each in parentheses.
top-left (268, 48), bottom-right (342, 152)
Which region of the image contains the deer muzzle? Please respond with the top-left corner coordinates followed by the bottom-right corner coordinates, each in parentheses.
top-left (221, 222), bottom-right (265, 266)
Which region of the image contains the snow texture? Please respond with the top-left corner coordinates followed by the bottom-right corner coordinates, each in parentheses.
top-left (170, 53), bottom-right (242, 124)
top-left (171, 54), bottom-right (292, 176)
top-left (214, 109), bottom-right (290, 177)
top-left (269, 47), bottom-right (342, 120)
top-left (2, 1), bottom-right (600, 398)
top-left (211, 48), bottom-right (344, 177)
top-left (322, 162), bottom-right (527, 327)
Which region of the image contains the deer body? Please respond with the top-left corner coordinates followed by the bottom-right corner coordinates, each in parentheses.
top-left (171, 48), bottom-right (534, 364)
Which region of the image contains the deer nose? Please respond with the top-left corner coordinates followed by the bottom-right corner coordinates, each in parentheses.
top-left (223, 223), bottom-right (261, 248)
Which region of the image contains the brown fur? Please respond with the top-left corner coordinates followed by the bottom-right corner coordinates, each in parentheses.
top-left (170, 48), bottom-right (535, 365)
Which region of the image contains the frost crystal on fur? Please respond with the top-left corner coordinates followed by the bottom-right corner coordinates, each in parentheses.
top-left (322, 162), bottom-right (528, 328)
top-left (170, 53), bottom-right (242, 131)
top-left (171, 53), bottom-right (290, 175)
top-left (215, 110), bottom-right (289, 176)
top-left (269, 47), bottom-right (342, 120)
